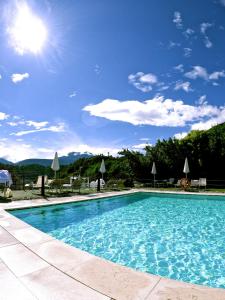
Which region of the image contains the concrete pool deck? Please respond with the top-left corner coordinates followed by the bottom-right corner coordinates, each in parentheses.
top-left (0, 189), bottom-right (225, 300)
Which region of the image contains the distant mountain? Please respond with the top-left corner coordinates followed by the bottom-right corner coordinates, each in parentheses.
top-left (0, 158), bottom-right (13, 165)
top-left (15, 152), bottom-right (93, 167)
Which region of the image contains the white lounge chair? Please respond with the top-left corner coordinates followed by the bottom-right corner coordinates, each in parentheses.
top-left (175, 179), bottom-right (181, 187)
top-left (199, 178), bottom-right (207, 189)
top-left (33, 175), bottom-right (48, 188)
top-left (191, 179), bottom-right (199, 188)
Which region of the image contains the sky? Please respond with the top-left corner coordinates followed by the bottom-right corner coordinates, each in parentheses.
top-left (0, 0), bottom-right (225, 162)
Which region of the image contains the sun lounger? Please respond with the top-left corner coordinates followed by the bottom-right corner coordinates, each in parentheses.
top-left (33, 175), bottom-right (48, 188)
top-left (191, 179), bottom-right (199, 188)
top-left (199, 178), bottom-right (207, 189)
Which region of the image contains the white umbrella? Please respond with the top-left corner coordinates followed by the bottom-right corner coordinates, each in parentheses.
top-left (51, 152), bottom-right (60, 179)
top-left (99, 159), bottom-right (106, 180)
top-left (183, 157), bottom-right (190, 178)
top-left (151, 162), bottom-right (157, 187)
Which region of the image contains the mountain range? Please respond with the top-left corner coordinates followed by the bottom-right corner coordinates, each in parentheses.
top-left (0, 152), bottom-right (93, 167)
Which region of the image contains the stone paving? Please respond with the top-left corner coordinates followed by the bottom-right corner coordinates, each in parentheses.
top-left (0, 190), bottom-right (225, 299)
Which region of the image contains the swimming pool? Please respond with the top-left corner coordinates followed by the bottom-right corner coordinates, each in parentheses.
top-left (10, 192), bottom-right (225, 289)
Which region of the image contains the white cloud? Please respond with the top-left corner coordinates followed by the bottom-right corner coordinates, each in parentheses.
top-left (11, 72), bottom-right (29, 83)
top-left (197, 95), bottom-right (207, 105)
top-left (200, 23), bottom-right (212, 34)
top-left (7, 119), bottom-right (48, 129)
top-left (191, 106), bottom-right (225, 130)
top-left (10, 122), bottom-right (65, 136)
top-left (220, 0), bottom-right (225, 7)
top-left (174, 81), bottom-right (193, 92)
top-left (128, 72), bottom-right (158, 92)
top-left (208, 71), bottom-right (225, 80)
top-left (204, 37), bottom-right (213, 49)
top-left (0, 74), bottom-right (2, 79)
top-left (69, 91), bottom-right (77, 98)
top-left (0, 141), bottom-right (35, 162)
top-left (157, 85), bottom-right (169, 91)
top-left (185, 66), bottom-right (225, 82)
top-left (7, 122), bottom-right (18, 126)
top-left (94, 64), bottom-right (101, 75)
top-left (25, 120), bottom-right (49, 129)
top-left (184, 48), bottom-right (192, 57)
top-left (173, 11), bottom-right (183, 29)
top-left (0, 138), bottom-right (123, 162)
top-left (140, 138), bottom-right (150, 141)
top-left (174, 64), bottom-right (184, 72)
top-left (168, 41), bottom-right (181, 49)
top-left (200, 23), bottom-right (213, 48)
top-left (183, 28), bottom-right (194, 38)
top-left (83, 96), bottom-right (222, 128)
top-left (185, 66), bottom-right (208, 80)
top-left (132, 143), bottom-right (151, 150)
top-left (0, 112), bottom-right (9, 120)
top-left (174, 132), bottom-right (188, 139)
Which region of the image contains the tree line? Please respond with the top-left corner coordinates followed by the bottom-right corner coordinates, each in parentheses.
top-left (1, 122), bottom-right (225, 188)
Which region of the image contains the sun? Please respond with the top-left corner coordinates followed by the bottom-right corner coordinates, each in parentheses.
top-left (8, 3), bottom-right (47, 55)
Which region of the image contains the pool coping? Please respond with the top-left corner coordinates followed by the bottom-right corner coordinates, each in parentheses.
top-left (1, 189), bottom-right (225, 300)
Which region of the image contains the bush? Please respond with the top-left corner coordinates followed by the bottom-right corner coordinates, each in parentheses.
top-left (123, 178), bottom-right (134, 187)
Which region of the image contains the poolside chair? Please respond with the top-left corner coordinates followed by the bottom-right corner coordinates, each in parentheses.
top-left (191, 179), bottom-right (199, 188)
top-left (167, 178), bottom-right (175, 186)
top-left (199, 178), bottom-right (207, 189)
top-left (175, 179), bottom-right (181, 188)
top-left (33, 175), bottom-right (48, 188)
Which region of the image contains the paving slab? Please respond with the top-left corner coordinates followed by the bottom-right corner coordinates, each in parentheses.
top-left (67, 256), bottom-right (160, 300)
top-left (0, 226), bottom-right (19, 248)
top-left (0, 216), bottom-right (29, 231)
top-left (9, 226), bottom-right (53, 246)
top-left (20, 265), bottom-right (110, 300)
top-left (0, 243), bottom-right (49, 277)
top-left (146, 277), bottom-right (225, 300)
top-left (30, 239), bottom-right (94, 271)
top-left (0, 262), bottom-right (36, 300)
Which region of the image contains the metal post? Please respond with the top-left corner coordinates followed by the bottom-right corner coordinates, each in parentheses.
top-left (41, 175), bottom-right (45, 197)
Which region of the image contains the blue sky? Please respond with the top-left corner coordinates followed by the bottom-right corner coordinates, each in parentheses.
top-left (0, 0), bottom-right (225, 161)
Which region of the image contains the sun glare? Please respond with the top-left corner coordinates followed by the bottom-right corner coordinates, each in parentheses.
top-left (8, 3), bottom-right (47, 55)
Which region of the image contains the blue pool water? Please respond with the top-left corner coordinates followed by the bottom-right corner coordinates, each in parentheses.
top-left (10, 192), bottom-right (225, 289)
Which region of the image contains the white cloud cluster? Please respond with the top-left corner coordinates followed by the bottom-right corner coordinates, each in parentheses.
top-left (11, 73), bottom-right (29, 83)
top-left (220, 0), bottom-right (225, 6)
top-left (185, 66), bottom-right (225, 83)
top-left (174, 81), bottom-right (192, 92)
top-left (173, 11), bottom-right (183, 29)
top-left (83, 96), bottom-right (223, 129)
top-left (200, 23), bottom-right (213, 48)
top-left (128, 72), bottom-right (158, 92)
